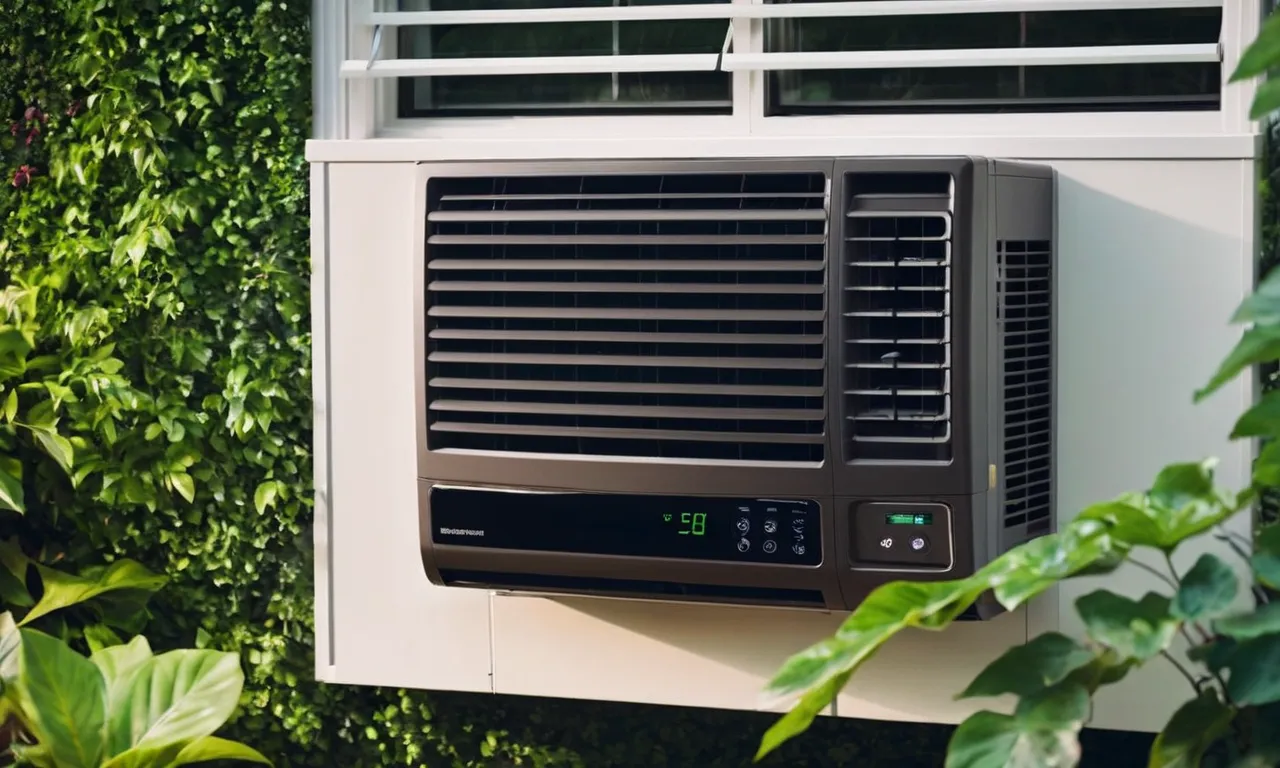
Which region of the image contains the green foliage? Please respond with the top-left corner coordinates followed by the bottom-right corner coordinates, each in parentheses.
top-left (758, 15), bottom-right (1280, 765)
top-left (0, 614), bottom-right (268, 768)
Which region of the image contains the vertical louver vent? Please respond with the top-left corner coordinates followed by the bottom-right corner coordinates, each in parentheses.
top-left (424, 171), bottom-right (829, 462)
top-left (842, 172), bottom-right (954, 463)
top-left (999, 241), bottom-right (1053, 533)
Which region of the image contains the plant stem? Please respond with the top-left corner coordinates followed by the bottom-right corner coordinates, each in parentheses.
top-left (1130, 558), bottom-right (1178, 589)
top-left (1164, 552), bottom-right (1182, 586)
top-left (1161, 650), bottom-right (1200, 693)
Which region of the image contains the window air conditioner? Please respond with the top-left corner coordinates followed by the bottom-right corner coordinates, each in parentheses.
top-left (413, 157), bottom-right (1055, 618)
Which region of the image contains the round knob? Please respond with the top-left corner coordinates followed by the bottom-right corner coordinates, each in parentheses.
top-left (736, 517), bottom-right (750, 533)
top-left (737, 537), bottom-right (751, 553)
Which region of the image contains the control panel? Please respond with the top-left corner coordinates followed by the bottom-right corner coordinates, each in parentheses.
top-left (430, 488), bottom-right (822, 567)
top-left (850, 502), bottom-right (952, 570)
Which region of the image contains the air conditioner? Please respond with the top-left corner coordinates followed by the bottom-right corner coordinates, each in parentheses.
top-left (413, 157), bottom-right (1055, 617)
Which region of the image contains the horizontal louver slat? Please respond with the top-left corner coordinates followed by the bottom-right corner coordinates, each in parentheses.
top-left (425, 171), bottom-right (829, 462)
top-left (843, 172), bottom-right (955, 462)
top-left (427, 259), bottom-right (824, 272)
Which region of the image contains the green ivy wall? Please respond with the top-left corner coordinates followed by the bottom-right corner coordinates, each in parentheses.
top-left (0, 1), bottom-right (1185, 765)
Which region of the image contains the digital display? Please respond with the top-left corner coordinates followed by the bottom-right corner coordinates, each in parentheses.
top-left (430, 488), bottom-right (822, 566)
top-left (667, 512), bottom-right (707, 536)
top-left (885, 512), bottom-right (933, 526)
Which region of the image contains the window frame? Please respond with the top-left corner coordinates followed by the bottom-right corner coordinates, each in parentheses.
top-left (315, 0), bottom-right (1262, 144)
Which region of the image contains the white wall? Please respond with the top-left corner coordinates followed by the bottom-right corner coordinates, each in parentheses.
top-left (311, 147), bottom-right (1256, 733)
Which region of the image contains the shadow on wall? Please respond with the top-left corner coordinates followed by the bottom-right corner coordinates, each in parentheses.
top-left (425, 688), bottom-right (1154, 767)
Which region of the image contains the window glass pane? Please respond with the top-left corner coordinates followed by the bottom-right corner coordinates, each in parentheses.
top-left (396, 0), bottom-right (732, 117)
top-left (766, 4), bottom-right (1222, 114)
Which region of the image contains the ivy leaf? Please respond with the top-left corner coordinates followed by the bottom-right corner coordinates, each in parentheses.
top-left (958, 633), bottom-right (1095, 700)
top-left (1232, 391), bottom-right (1280, 438)
top-left (1197, 325), bottom-right (1280, 402)
top-left (1222, 634), bottom-right (1280, 706)
top-left (9, 628), bottom-right (107, 768)
top-left (1255, 441), bottom-right (1280, 488)
top-left (170, 471), bottom-right (196, 503)
top-left (20, 560), bottom-right (168, 627)
top-left (0, 465), bottom-right (25, 514)
top-left (1214, 602), bottom-right (1280, 640)
top-left (1171, 554), bottom-right (1238, 621)
top-left (254, 480), bottom-right (278, 515)
top-left (1253, 524), bottom-right (1280, 591)
top-left (945, 683), bottom-right (1089, 768)
top-left (1148, 691), bottom-right (1234, 768)
top-left (2, 389), bottom-right (16, 422)
top-left (1078, 462), bottom-right (1232, 552)
top-left (30, 427), bottom-right (75, 475)
top-left (1075, 591), bottom-right (1179, 662)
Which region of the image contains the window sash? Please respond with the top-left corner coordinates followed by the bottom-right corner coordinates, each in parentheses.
top-left (328, 0), bottom-right (1250, 141)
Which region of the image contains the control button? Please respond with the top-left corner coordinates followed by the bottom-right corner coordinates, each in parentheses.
top-left (792, 543), bottom-right (807, 556)
top-left (911, 535), bottom-right (929, 553)
top-left (879, 537), bottom-right (895, 550)
top-left (763, 519), bottom-right (778, 535)
top-left (736, 517), bottom-right (750, 533)
top-left (737, 538), bottom-right (751, 553)
top-left (791, 519), bottom-right (805, 534)
top-left (763, 540), bottom-right (778, 554)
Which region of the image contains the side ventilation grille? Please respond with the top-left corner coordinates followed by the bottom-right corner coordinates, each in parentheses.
top-left (424, 171), bottom-right (829, 462)
top-left (842, 172), bottom-right (954, 462)
top-left (999, 240), bottom-right (1053, 535)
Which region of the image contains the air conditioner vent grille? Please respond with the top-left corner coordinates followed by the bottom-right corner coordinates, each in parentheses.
top-left (842, 172), bottom-right (954, 462)
top-left (425, 172), bottom-right (829, 462)
top-left (999, 240), bottom-right (1053, 532)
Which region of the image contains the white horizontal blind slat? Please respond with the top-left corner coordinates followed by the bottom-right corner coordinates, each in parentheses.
top-left (722, 43), bottom-right (1222, 72)
top-left (734, 0), bottom-right (1223, 19)
top-left (341, 54), bottom-right (722, 79)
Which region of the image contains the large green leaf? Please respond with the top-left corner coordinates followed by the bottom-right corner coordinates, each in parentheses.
top-left (1232, 9), bottom-right (1280, 82)
top-left (0, 464), bottom-right (24, 514)
top-left (106, 649), bottom-right (245, 758)
top-left (945, 683), bottom-right (1090, 768)
top-left (762, 578), bottom-right (983, 706)
top-left (1253, 524), bottom-right (1280, 591)
top-left (754, 671), bottom-right (848, 762)
top-left (0, 610), bottom-right (18, 684)
top-left (9, 628), bottom-right (106, 768)
top-left (1171, 554), bottom-right (1238, 621)
top-left (958, 633), bottom-right (1095, 700)
top-left (171, 736), bottom-right (272, 766)
top-left (20, 559), bottom-right (167, 626)
top-left (1197, 325), bottom-right (1280, 402)
top-left (1222, 634), bottom-right (1280, 706)
top-left (983, 521), bottom-right (1125, 610)
top-left (92, 634), bottom-right (153, 723)
top-left (1147, 692), bottom-right (1234, 768)
top-left (1214, 602), bottom-right (1280, 640)
top-left (1075, 591), bottom-right (1179, 662)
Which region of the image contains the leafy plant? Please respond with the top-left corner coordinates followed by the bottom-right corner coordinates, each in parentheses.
top-left (756, 16), bottom-right (1280, 768)
top-left (1, 612), bottom-right (269, 768)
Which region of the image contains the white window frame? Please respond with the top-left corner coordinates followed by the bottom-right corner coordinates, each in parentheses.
top-left (312, 0), bottom-right (1262, 154)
